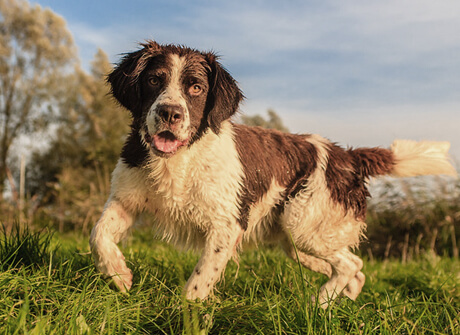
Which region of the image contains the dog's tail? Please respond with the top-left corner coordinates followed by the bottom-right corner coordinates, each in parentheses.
top-left (351, 140), bottom-right (457, 179)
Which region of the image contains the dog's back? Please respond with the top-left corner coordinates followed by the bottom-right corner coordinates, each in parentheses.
top-left (90, 41), bottom-right (456, 308)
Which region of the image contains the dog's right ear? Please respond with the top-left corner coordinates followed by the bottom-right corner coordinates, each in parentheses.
top-left (107, 41), bottom-right (160, 115)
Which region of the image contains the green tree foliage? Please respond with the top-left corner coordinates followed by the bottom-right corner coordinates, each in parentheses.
top-left (0, 0), bottom-right (76, 200)
top-left (240, 109), bottom-right (289, 132)
top-left (29, 49), bottom-right (130, 232)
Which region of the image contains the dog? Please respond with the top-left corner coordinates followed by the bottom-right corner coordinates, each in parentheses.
top-left (89, 40), bottom-right (456, 307)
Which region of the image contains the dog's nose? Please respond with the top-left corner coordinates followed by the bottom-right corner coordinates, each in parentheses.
top-left (157, 105), bottom-right (184, 124)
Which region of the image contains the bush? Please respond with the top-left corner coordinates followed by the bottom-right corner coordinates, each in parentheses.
top-left (365, 176), bottom-right (460, 260)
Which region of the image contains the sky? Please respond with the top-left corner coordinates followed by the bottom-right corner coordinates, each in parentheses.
top-left (34, 0), bottom-right (460, 160)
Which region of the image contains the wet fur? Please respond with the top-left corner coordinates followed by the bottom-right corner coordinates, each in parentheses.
top-left (90, 41), bottom-right (456, 307)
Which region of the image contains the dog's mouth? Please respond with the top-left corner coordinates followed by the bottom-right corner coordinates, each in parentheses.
top-left (145, 131), bottom-right (189, 156)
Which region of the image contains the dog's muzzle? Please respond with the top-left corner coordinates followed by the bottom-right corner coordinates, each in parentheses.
top-left (144, 104), bottom-right (189, 156)
top-left (157, 104), bottom-right (184, 125)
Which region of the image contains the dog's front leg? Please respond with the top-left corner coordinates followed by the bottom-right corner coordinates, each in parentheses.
top-left (184, 226), bottom-right (243, 300)
top-left (90, 197), bottom-right (135, 292)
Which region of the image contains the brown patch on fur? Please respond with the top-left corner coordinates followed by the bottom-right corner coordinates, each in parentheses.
top-left (325, 144), bottom-right (369, 219)
top-left (108, 40), bottom-right (244, 165)
top-left (325, 144), bottom-right (395, 219)
top-left (203, 53), bottom-right (244, 135)
top-left (120, 121), bottom-right (150, 168)
top-left (350, 147), bottom-right (395, 177)
top-left (234, 124), bottom-right (318, 229)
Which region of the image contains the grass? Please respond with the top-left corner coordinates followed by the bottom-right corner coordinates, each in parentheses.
top-left (0, 225), bottom-right (459, 334)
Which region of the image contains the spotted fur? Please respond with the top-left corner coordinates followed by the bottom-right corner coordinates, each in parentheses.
top-left (90, 41), bottom-right (457, 307)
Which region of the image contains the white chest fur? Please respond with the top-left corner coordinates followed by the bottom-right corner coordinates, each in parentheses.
top-left (110, 122), bottom-right (244, 249)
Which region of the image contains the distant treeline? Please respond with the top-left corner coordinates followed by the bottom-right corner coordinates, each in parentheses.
top-left (0, 0), bottom-right (458, 260)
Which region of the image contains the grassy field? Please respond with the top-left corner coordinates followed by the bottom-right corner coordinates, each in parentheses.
top-left (0, 225), bottom-right (459, 335)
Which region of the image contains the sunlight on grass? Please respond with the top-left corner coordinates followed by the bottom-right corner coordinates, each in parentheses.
top-left (0, 226), bottom-right (458, 334)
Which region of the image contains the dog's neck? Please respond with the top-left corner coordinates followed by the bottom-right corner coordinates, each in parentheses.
top-left (145, 120), bottom-right (237, 193)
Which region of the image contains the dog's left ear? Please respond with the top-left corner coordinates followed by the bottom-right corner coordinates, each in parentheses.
top-left (204, 53), bottom-right (244, 134)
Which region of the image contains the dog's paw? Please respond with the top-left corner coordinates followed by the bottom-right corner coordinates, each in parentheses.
top-left (97, 248), bottom-right (133, 292)
top-left (109, 255), bottom-right (133, 292)
top-left (111, 269), bottom-right (133, 292)
top-left (184, 281), bottom-right (212, 301)
top-left (343, 271), bottom-right (365, 300)
top-left (316, 293), bottom-right (333, 310)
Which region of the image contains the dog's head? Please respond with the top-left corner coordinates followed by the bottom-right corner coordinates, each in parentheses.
top-left (108, 40), bottom-right (243, 157)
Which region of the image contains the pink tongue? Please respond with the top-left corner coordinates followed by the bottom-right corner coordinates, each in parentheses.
top-left (153, 133), bottom-right (182, 153)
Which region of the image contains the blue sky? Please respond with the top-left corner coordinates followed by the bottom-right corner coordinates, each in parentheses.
top-left (34, 0), bottom-right (460, 159)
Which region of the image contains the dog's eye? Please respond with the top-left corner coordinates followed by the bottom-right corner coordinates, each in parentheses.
top-left (148, 76), bottom-right (160, 86)
top-left (189, 83), bottom-right (203, 96)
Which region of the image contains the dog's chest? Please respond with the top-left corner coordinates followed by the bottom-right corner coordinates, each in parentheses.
top-left (114, 127), bottom-right (244, 232)
top-left (147, 159), bottom-right (221, 223)
top-left (157, 149), bottom-right (242, 222)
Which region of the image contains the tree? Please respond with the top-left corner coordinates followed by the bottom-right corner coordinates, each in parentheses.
top-left (75, 49), bottom-right (130, 166)
top-left (28, 49), bottom-right (130, 232)
top-left (0, 0), bottom-right (76, 200)
top-left (240, 109), bottom-right (289, 132)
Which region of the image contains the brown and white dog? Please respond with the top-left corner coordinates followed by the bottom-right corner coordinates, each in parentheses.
top-left (90, 40), bottom-right (456, 307)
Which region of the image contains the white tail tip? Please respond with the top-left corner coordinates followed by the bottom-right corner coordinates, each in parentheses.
top-left (391, 140), bottom-right (457, 178)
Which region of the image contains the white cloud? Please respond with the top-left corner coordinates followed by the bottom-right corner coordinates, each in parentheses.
top-left (58, 0), bottom-right (460, 160)
top-left (285, 104), bottom-right (460, 159)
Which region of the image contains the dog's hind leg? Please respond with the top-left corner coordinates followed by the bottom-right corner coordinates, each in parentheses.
top-left (281, 237), bottom-right (365, 302)
top-left (184, 225), bottom-right (243, 301)
top-left (90, 198), bottom-right (135, 292)
top-left (343, 270), bottom-right (365, 300)
top-left (282, 201), bottom-right (366, 307)
top-left (281, 238), bottom-right (332, 278)
top-left (316, 248), bottom-right (364, 307)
